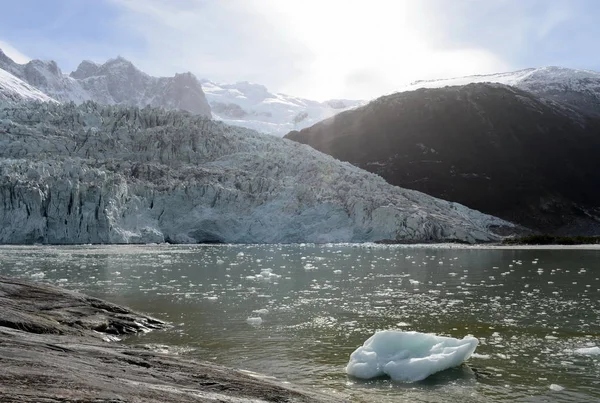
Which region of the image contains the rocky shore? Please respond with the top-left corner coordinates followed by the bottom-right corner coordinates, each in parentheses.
top-left (0, 276), bottom-right (343, 402)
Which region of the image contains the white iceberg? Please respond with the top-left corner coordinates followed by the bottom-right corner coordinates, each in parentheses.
top-left (246, 317), bottom-right (263, 326)
top-left (574, 346), bottom-right (600, 356)
top-left (346, 330), bottom-right (479, 382)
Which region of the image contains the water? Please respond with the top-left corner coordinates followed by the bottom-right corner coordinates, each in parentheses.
top-left (0, 244), bottom-right (599, 402)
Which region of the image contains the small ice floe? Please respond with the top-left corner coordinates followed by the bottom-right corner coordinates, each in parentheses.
top-left (549, 384), bottom-right (565, 392)
top-left (246, 316), bottom-right (263, 326)
top-left (255, 268), bottom-right (281, 281)
top-left (252, 308), bottom-right (269, 315)
top-left (346, 330), bottom-right (478, 382)
top-left (333, 269), bottom-right (343, 274)
top-left (573, 346), bottom-right (600, 355)
top-left (29, 272), bottom-right (45, 279)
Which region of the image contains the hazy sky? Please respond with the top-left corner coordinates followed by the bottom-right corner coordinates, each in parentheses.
top-left (1, 0), bottom-right (599, 100)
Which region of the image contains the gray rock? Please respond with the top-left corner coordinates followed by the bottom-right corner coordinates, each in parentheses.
top-left (0, 276), bottom-right (343, 402)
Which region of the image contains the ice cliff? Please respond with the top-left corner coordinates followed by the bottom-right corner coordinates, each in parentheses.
top-left (0, 101), bottom-right (513, 244)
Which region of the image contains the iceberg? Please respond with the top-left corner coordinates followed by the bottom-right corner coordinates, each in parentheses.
top-left (574, 346), bottom-right (600, 356)
top-left (346, 330), bottom-right (479, 382)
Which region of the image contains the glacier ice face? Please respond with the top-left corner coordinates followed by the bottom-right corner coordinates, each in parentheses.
top-left (0, 51), bottom-right (211, 118)
top-left (0, 101), bottom-right (513, 244)
top-left (346, 330), bottom-right (479, 382)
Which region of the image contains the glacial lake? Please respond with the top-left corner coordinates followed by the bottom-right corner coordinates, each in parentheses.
top-left (0, 244), bottom-right (598, 403)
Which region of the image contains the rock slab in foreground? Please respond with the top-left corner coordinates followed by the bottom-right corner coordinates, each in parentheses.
top-left (0, 276), bottom-right (343, 402)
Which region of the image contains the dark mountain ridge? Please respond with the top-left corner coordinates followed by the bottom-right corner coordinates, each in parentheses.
top-left (286, 83), bottom-right (600, 234)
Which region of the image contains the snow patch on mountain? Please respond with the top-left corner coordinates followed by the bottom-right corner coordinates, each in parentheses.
top-left (202, 80), bottom-right (364, 136)
top-left (0, 68), bottom-right (58, 103)
top-left (401, 66), bottom-right (600, 116)
top-left (0, 101), bottom-right (514, 244)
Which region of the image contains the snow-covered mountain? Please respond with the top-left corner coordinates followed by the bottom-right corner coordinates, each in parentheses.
top-left (0, 68), bottom-right (57, 103)
top-left (202, 80), bottom-right (364, 136)
top-left (0, 49), bottom-right (211, 117)
top-left (0, 48), bottom-right (361, 135)
top-left (400, 66), bottom-right (600, 116)
top-left (0, 101), bottom-right (514, 244)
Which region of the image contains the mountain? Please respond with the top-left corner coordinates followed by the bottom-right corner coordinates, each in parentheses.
top-left (0, 49), bottom-right (361, 135)
top-left (0, 100), bottom-right (514, 244)
top-left (0, 49), bottom-right (211, 117)
top-left (0, 68), bottom-right (57, 103)
top-left (286, 83), bottom-right (600, 234)
top-left (400, 66), bottom-right (600, 117)
top-left (202, 80), bottom-right (364, 136)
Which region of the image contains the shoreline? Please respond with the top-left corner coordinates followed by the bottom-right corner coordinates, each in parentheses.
top-left (1, 242), bottom-right (600, 251)
top-left (0, 276), bottom-right (343, 403)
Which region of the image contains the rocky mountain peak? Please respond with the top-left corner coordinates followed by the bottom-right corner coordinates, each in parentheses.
top-left (70, 60), bottom-right (101, 79)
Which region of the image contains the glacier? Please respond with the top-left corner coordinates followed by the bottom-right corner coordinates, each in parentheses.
top-left (346, 330), bottom-right (479, 382)
top-left (0, 101), bottom-right (514, 244)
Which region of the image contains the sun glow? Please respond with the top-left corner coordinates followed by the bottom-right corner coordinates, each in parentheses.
top-left (264, 0), bottom-right (506, 100)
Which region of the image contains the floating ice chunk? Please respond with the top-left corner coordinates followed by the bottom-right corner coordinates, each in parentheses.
top-left (549, 384), bottom-right (565, 391)
top-left (346, 330), bottom-right (478, 382)
top-left (333, 269), bottom-right (342, 274)
top-left (574, 346), bottom-right (600, 355)
top-left (246, 317), bottom-right (263, 326)
top-left (252, 308), bottom-right (269, 315)
top-left (257, 269), bottom-right (281, 281)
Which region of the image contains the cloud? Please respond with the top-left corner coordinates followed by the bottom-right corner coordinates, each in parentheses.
top-left (108, 0), bottom-right (511, 100)
top-left (0, 39), bottom-right (31, 64)
top-left (108, 0), bottom-right (313, 91)
top-left (3, 0), bottom-right (599, 100)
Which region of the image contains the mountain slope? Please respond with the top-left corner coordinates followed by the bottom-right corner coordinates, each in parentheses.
top-left (286, 84), bottom-right (600, 234)
top-left (0, 68), bottom-right (57, 103)
top-left (0, 101), bottom-right (514, 244)
top-left (202, 80), bottom-right (363, 136)
top-left (401, 67), bottom-right (600, 117)
top-left (0, 49), bottom-right (211, 117)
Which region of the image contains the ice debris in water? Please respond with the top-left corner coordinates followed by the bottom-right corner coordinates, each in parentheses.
top-left (252, 308), bottom-right (269, 315)
top-left (246, 317), bottom-right (263, 326)
top-left (549, 384), bottom-right (565, 392)
top-left (255, 269), bottom-right (281, 281)
top-left (346, 330), bottom-right (478, 382)
top-left (574, 346), bottom-right (600, 355)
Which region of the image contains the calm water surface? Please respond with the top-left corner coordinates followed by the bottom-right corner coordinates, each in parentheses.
top-left (0, 244), bottom-right (599, 402)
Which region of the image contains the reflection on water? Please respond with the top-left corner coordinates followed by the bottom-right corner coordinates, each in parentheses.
top-left (0, 244), bottom-right (599, 402)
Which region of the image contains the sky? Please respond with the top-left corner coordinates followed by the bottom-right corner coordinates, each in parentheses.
top-left (1, 0), bottom-right (599, 101)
